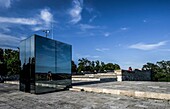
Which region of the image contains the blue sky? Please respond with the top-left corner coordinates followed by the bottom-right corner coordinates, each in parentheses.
top-left (0, 0), bottom-right (170, 69)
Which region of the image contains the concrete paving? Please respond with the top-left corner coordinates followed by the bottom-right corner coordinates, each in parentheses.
top-left (72, 81), bottom-right (170, 94)
top-left (4, 80), bottom-right (170, 100)
top-left (72, 81), bottom-right (170, 100)
top-left (72, 78), bottom-right (100, 81)
top-left (0, 83), bottom-right (170, 109)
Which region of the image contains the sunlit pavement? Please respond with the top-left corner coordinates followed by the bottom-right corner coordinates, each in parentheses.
top-left (0, 83), bottom-right (170, 109)
top-left (72, 81), bottom-right (170, 94)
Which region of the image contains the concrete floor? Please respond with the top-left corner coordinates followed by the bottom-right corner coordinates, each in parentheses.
top-left (0, 83), bottom-right (170, 109)
top-left (73, 81), bottom-right (170, 94)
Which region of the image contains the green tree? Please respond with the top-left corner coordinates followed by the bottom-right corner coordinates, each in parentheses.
top-left (142, 61), bottom-right (170, 81)
top-left (0, 48), bottom-right (7, 76)
top-left (84, 58), bottom-right (91, 71)
top-left (105, 63), bottom-right (115, 71)
top-left (91, 61), bottom-right (95, 72)
top-left (142, 62), bottom-right (159, 81)
top-left (71, 60), bottom-right (77, 73)
top-left (0, 48), bottom-right (3, 62)
top-left (3, 49), bottom-right (21, 75)
top-left (156, 60), bottom-right (170, 81)
top-left (77, 58), bottom-right (121, 74)
top-left (95, 60), bottom-right (101, 72)
top-left (100, 61), bottom-right (105, 72)
top-left (114, 64), bottom-right (121, 70)
top-left (77, 58), bottom-right (93, 72)
top-left (77, 58), bottom-right (85, 73)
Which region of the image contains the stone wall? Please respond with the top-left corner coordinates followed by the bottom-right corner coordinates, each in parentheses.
top-left (115, 70), bottom-right (151, 81)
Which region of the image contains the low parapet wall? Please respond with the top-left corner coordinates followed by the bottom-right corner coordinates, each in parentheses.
top-left (115, 70), bottom-right (151, 81)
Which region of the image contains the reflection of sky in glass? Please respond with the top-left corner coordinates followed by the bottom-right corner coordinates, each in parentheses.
top-left (35, 35), bottom-right (71, 74)
top-left (36, 36), bottom-right (55, 73)
top-left (20, 36), bottom-right (35, 67)
top-left (19, 35), bottom-right (72, 94)
top-left (20, 40), bottom-right (26, 67)
top-left (56, 41), bottom-right (71, 73)
top-left (26, 37), bottom-right (31, 63)
top-left (31, 36), bottom-right (35, 58)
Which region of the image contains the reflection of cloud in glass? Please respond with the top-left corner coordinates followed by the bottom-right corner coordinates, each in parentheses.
top-left (35, 36), bottom-right (71, 74)
top-left (42, 45), bottom-right (55, 52)
top-left (20, 35), bottom-right (72, 94)
top-left (36, 36), bottom-right (55, 73)
top-left (56, 41), bottom-right (71, 73)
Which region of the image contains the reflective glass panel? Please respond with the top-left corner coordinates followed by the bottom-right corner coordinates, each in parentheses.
top-left (20, 35), bottom-right (72, 94)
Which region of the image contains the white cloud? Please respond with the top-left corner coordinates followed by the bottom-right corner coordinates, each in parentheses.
top-left (33, 8), bottom-right (53, 31)
top-left (129, 41), bottom-right (167, 50)
top-left (32, 27), bottom-right (44, 31)
top-left (0, 8), bottom-right (54, 31)
top-left (0, 24), bottom-right (11, 32)
top-left (104, 32), bottom-right (110, 37)
top-left (120, 27), bottom-right (128, 31)
top-left (108, 27), bottom-right (129, 35)
top-left (0, 0), bottom-right (11, 8)
top-left (3, 27), bottom-right (10, 32)
top-left (20, 36), bottom-right (27, 40)
top-left (0, 17), bottom-right (41, 25)
top-left (0, 33), bottom-right (22, 49)
top-left (89, 15), bottom-right (97, 22)
top-left (85, 7), bottom-right (94, 13)
top-left (158, 49), bottom-right (170, 52)
top-left (79, 24), bottom-right (99, 30)
top-left (76, 54), bottom-right (99, 59)
top-left (96, 48), bottom-right (110, 52)
top-left (40, 8), bottom-right (53, 24)
top-left (33, 8), bottom-right (54, 31)
top-left (69, 0), bottom-right (83, 24)
top-left (0, 33), bottom-right (27, 49)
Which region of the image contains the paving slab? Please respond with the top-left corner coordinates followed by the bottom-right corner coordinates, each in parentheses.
top-left (72, 78), bottom-right (100, 81)
top-left (72, 81), bottom-right (170, 100)
top-left (4, 81), bottom-right (170, 99)
top-left (0, 83), bottom-right (170, 109)
top-left (72, 81), bottom-right (170, 94)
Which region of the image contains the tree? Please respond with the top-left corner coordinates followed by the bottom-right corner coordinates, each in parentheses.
top-left (142, 61), bottom-right (170, 81)
top-left (95, 60), bottom-right (101, 72)
top-left (142, 62), bottom-right (159, 81)
top-left (77, 58), bottom-right (85, 73)
top-left (71, 60), bottom-right (77, 73)
top-left (156, 60), bottom-right (170, 81)
top-left (105, 63), bottom-right (115, 71)
top-left (3, 49), bottom-right (21, 75)
top-left (84, 59), bottom-right (91, 71)
top-left (77, 58), bottom-right (94, 72)
top-left (0, 48), bottom-right (3, 62)
top-left (91, 61), bottom-right (95, 72)
top-left (114, 64), bottom-right (121, 70)
top-left (77, 58), bottom-right (121, 73)
top-left (0, 48), bottom-right (7, 76)
top-left (100, 61), bottom-right (105, 72)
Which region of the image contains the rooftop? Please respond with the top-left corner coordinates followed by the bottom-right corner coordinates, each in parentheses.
top-left (1, 81), bottom-right (170, 109)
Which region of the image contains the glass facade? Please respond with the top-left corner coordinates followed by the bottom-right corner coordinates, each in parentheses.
top-left (20, 34), bottom-right (72, 94)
